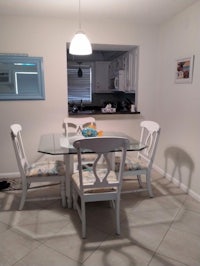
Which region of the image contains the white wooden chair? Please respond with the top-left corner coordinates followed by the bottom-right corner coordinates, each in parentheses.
top-left (63, 116), bottom-right (97, 171)
top-left (63, 117), bottom-right (96, 137)
top-left (116, 120), bottom-right (160, 197)
top-left (10, 124), bottom-right (66, 210)
top-left (71, 137), bottom-right (128, 238)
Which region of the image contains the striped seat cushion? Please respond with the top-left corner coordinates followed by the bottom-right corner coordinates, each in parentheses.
top-left (27, 160), bottom-right (65, 177)
top-left (115, 156), bottom-right (147, 172)
top-left (72, 169), bottom-right (118, 193)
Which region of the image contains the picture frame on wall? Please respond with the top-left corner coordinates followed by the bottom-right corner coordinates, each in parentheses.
top-left (175, 55), bottom-right (194, 84)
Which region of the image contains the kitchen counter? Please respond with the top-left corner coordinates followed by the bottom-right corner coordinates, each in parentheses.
top-left (69, 110), bottom-right (140, 115)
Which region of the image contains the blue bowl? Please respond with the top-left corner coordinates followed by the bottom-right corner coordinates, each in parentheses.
top-left (82, 127), bottom-right (98, 137)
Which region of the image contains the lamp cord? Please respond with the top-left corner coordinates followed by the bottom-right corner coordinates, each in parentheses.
top-left (78, 0), bottom-right (81, 30)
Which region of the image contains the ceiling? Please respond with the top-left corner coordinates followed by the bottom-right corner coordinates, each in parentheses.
top-left (0, 0), bottom-right (198, 25)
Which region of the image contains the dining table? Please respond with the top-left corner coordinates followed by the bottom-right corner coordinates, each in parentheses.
top-left (38, 131), bottom-right (146, 208)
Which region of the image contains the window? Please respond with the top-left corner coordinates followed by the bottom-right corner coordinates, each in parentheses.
top-left (67, 64), bottom-right (92, 103)
top-left (67, 44), bottom-right (139, 112)
top-left (0, 55), bottom-right (45, 100)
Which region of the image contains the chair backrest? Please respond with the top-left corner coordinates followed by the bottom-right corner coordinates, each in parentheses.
top-left (63, 117), bottom-right (96, 136)
top-left (10, 124), bottom-right (29, 180)
top-left (138, 120), bottom-right (161, 167)
top-left (73, 137), bottom-right (129, 191)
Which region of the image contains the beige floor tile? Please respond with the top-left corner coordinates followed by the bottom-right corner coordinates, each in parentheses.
top-left (120, 192), bottom-right (146, 212)
top-left (123, 207), bottom-right (179, 226)
top-left (1, 171), bottom-right (200, 266)
top-left (121, 222), bottom-right (170, 252)
top-left (125, 194), bottom-right (186, 213)
top-left (82, 237), bottom-right (153, 266)
top-left (183, 195), bottom-right (200, 213)
top-left (44, 227), bottom-right (108, 263)
top-left (0, 191), bottom-right (22, 211)
top-left (0, 184), bottom-right (64, 211)
top-left (157, 228), bottom-right (200, 266)
top-left (51, 214), bottom-right (83, 238)
top-left (13, 244), bottom-right (81, 266)
top-left (12, 209), bottom-right (73, 241)
top-left (149, 254), bottom-right (189, 266)
top-left (0, 228), bottom-right (40, 266)
top-left (0, 190), bottom-right (53, 214)
top-left (83, 201), bottom-right (126, 235)
top-left (171, 208), bottom-right (200, 236)
top-left (152, 179), bottom-right (186, 196)
top-left (0, 220), bottom-right (10, 233)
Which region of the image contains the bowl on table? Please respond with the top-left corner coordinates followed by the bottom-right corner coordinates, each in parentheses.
top-left (82, 127), bottom-right (98, 137)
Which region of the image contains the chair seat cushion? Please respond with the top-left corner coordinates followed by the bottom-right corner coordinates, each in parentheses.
top-left (73, 153), bottom-right (97, 162)
top-left (72, 169), bottom-right (118, 193)
top-left (27, 160), bottom-right (65, 177)
top-left (115, 156), bottom-right (147, 171)
top-left (73, 154), bottom-right (97, 173)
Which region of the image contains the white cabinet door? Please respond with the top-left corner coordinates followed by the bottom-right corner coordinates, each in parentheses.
top-left (127, 48), bottom-right (138, 93)
top-left (122, 49), bottom-right (138, 93)
top-left (94, 61), bottom-right (109, 92)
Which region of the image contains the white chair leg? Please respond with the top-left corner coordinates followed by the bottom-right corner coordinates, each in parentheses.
top-left (19, 183), bottom-right (28, 210)
top-left (137, 174), bottom-right (143, 188)
top-left (109, 200), bottom-right (115, 208)
top-left (146, 172), bottom-right (153, 198)
top-left (115, 198), bottom-right (120, 235)
top-left (72, 188), bottom-right (78, 210)
top-left (81, 199), bottom-right (86, 238)
top-left (60, 180), bottom-right (66, 208)
top-left (64, 154), bottom-right (74, 209)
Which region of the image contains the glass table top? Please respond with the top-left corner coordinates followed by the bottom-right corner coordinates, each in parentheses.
top-left (38, 132), bottom-right (146, 155)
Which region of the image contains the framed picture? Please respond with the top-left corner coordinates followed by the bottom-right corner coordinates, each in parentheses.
top-left (175, 55), bottom-right (194, 83)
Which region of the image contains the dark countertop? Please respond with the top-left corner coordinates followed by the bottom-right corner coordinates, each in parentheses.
top-left (69, 110), bottom-right (140, 115)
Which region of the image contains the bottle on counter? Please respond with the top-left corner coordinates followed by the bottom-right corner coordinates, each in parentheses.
top-left (131, 104), bottom-right (135, 112)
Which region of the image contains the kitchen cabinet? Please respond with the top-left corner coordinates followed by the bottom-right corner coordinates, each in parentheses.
top-left (108, 53), bottom-right (127, 79)
top-left (93, 61), bottom-right (110, 93)
top-left (108, 51), bottom-right (135, 92)
top-left (127, 49), bottom-right (138, 93)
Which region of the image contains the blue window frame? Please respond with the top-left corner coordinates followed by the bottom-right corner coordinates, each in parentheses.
top-left (0, 55), bottom-right (45, 100)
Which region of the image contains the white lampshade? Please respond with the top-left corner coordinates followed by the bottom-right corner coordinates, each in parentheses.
top-left (69, 31), bottom-right (92, 55)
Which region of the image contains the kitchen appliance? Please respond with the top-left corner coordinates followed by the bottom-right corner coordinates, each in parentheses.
top-left (111, 70), bottom-right (126, 91)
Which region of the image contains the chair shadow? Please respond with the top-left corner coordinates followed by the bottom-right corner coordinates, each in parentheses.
top-left (0, 185), bottom-right (184, 266)
top-left (164, 146), bottom-right (194, 193)
top-left (73, 197), bottom-right (183, 266)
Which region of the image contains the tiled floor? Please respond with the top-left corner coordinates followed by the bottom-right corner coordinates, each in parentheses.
top-left (0, 171), bottom-right (200, 266)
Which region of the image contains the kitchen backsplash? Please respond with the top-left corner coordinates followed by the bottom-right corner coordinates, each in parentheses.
top-left (69, 92), bottom-right (135, 113)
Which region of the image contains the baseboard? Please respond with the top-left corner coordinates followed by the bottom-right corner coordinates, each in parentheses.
top-left (0, 172), bottom-right (20, 178)
top-left (2, 166), bottom-right (200, 202)
top-left (153, 164), bottom-right (200, 202)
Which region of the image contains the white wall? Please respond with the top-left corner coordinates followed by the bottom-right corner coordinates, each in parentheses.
top-left (155, 1), bottom-right (200, 199)
top-left (0, 15), bottom-right (158, 174)
top-left (1, 3), bottom-right (200, 200)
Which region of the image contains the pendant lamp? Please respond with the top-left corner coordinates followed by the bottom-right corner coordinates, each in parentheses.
top-left (69, 0), bottom-right (92, 55)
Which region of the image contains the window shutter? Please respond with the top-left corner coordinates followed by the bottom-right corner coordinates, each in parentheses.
top-left (68, 65), bottom-right (92, 102)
